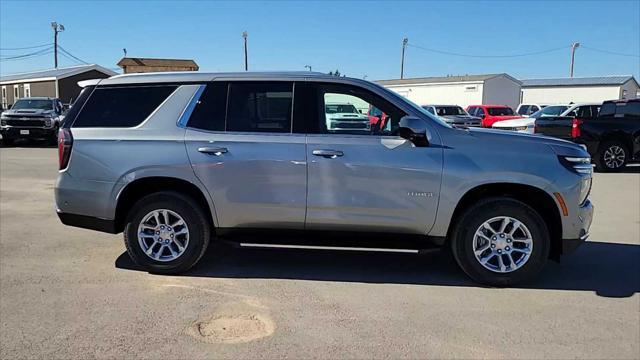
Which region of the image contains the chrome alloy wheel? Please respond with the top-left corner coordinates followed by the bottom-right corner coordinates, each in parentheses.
top-left (137, 209), bottom-right (189, 262)
top-left (473, 216), bottom-right (533, 273)
top-left (603, 145), bottom-right (625, 169)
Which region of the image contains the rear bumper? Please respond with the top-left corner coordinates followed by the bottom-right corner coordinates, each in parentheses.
top-left (57, 211), bottom-right (118, 234)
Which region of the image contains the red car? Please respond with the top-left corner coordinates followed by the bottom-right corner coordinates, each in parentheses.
top-left (466, 105), bottom-right (522, 127)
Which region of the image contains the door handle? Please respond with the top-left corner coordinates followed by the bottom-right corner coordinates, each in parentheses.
top-left (312, 149), bottom-right (344, 158)
top-left (198, 147), bottom-right (228, 156)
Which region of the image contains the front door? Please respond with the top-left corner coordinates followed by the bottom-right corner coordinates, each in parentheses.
top-left (185, 81), bottom-right (307, 229)
top-left (304, 83), bottom-right (443, 234)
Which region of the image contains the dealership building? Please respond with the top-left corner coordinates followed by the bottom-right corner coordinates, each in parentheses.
top-left (0, 64), bottom-right (116, 108)
top-left (519, 75), bottom-right (640, 104)
top-left (377, 74), bottom-right (522, 109)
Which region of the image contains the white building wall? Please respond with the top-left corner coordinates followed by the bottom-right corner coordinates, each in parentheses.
top-left (482, 75), bottom-right (521, 109)
top-left (385, 82), bottom-right (484, 108)
top-left (521, 86), bottom-right (622, 104)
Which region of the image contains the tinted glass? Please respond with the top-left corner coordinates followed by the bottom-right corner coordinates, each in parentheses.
top-left (226, 82), bottom-right (293, 133)
top-left (423, 106), bottom-right (435, 114)
top-left (531, 105), bottom-right (568, 118)
top-left (517, 105), bottom-right (529, 115)
top-left (188, 82), bottom-right (227, 131)
top-left (435, 106), bottom-right (466, 116)
top-left (73, 86), bottom-right (177, 128)
top-left (467, 107), bottom-right (477, 116)
top-left (12, 99), bottom-right (53, 110)
top-left (619, 102), bottom-right (640, 116)
top-left (476, 108), bottom-right (485, 116)
top-left (487, 107), bottom-right (514, 116)
top-left (316, 83), bottom-right (406, 136)
top-left (599, 102), bottom-right (616, 116)
top-left (62, 86), bottom-right (94, 128)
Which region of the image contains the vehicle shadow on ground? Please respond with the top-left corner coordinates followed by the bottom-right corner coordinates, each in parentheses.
top-left (115, 240), bottom-right (640, 298)
top-left (0, 141), bottom-right (56, 148)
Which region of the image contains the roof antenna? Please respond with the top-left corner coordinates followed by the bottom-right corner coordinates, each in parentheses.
top-left (123, 48), bottom-right (127, 57)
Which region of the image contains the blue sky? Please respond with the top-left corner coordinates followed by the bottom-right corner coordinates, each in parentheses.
top-left (1, 1), bottom-right (639, 80)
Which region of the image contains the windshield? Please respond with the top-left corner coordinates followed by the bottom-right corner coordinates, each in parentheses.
top-left (11, 99), bottom-right (53, 110)
top-left (435, 106), bottom-right (467, 116)
top-left (325, 104), bottom-right (358, 114)
top-left (531, 105), bottom-right (569, 117)
top-left (487, 107), bottom-right (515, 116)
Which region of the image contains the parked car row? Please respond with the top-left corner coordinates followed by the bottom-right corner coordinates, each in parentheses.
top-left (418, 99), bottom-right (638, 172)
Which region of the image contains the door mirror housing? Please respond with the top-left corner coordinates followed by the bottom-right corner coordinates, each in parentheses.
top-left (398, 116), bottom-right (429, 147)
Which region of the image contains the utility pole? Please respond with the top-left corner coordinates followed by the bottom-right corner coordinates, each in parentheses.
top-left (51, 22), bottom-right (65, 69)
top-left (242, 31), bottom-right (248, 71)
top-left (304, 65), bottom-right (312, 71)
top-left (400, 37), bottom-right (408, 79)
top-left (570, 42), bottom-right (580, 78)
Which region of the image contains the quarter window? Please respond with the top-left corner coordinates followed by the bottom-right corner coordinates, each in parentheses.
top-left (73, 85), bottom-right (177, 128)
top-left (226, 82), bottom-right (293, 133)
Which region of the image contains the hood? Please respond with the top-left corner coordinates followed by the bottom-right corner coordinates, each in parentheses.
top-left (467, 127), bottom-right (588, 157)
top-left (441, 115), bottom-right (481, 124)
top-left (3, 108), bottom-right (55, 116)
top-left (488, 115), bottom-right (522, 120)
top-left (492, 118), bottom-right (534, 127)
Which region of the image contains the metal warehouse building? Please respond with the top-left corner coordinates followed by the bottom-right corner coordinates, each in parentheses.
top-left (377, 74), bottom-right (522, 109)
top-left (0, 64), bottom-right (116, 108)
top-left (520, 75), bottom-right (639, 104)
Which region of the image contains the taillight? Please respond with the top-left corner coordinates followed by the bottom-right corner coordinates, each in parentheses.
top-left (58, 128), bottom-right (73, 170)
top-left (571, 118), bottom-right (583, 138)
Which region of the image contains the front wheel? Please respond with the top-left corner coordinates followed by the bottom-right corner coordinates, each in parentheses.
top-left (451, 197), bottom-right (550, 286)
top-left (124, 191), bottom-right (211, 274)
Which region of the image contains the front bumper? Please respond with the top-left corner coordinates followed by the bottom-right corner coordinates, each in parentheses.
top-left (562, 199), bottom-right (593, 254)
top-left (1, 126), bottom-right (57, 139)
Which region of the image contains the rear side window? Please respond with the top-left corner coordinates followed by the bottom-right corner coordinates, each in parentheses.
top-left (188, 82), bottom-right (228, 131)
top-left (62, 86), bottom-right (94, 128)
top-left (73, 85), bottom-right (177, 128)
top-left (599, 102), bottom-right (640, 117)
top-left (517, 105), bottom-right (529, 115)
top-left (226, 82), bottom-right (293, 133)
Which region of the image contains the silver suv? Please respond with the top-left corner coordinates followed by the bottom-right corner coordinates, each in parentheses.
top-left (55, 72), bottom-right (594, 286)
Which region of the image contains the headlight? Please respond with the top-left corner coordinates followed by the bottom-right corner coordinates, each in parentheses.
top-left (44, 119), bottom-right (52, 126)
top-left (558, 156), bottom-right (592, 175)
top-left (514, 126), bottom-right (527, 131)
top-left (579, 177), bottom-right (592, 205)
top-left (1, 119), bottom-right (6, 126)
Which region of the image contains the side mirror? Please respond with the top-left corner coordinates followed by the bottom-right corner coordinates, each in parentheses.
top-left (398, 116), bottom-right (429, 147)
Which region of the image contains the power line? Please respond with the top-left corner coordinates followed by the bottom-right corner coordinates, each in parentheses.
top-left (0, 43), bottom-right (53, 51)
top-left (0, 46), bottom-right (53, 60)
top-left (406, 43), bottom-right (570, 58)
top-left (57, 45), bottom-right (89, 64)
top-left (0, 49), bottom-right (53, 62)
top-left (581, 45), bottom-right (640, 58)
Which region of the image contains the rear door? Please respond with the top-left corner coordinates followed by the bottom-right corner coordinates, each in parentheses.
top-left (304, 82), bottom-right (442, 234)
top-left (184, 81), bottom-right (307, 229)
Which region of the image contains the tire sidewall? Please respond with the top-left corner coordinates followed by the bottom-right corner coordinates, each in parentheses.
top-left (124, 192), bottom-right (210, 273)
top-left (452, 198), bottom-right (550, 286)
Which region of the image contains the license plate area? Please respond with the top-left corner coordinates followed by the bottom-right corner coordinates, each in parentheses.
top-left (20, 130), bottom-right (30, 135)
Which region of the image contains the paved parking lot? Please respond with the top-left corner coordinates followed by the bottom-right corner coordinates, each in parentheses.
top-left (1, 146), bottom-right (639, 359)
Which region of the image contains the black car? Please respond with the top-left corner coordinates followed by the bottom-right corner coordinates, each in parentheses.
top-left (422, 105), bottom-right (481, 127)
top-left (535, 99), bottom-right (640, 172)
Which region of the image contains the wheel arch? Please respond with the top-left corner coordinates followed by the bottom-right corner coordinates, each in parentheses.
top-left (446, 183), bottom-right (563, 260)
top-left (598, 132), bottom-right (633, 154)
top-left (114, 176), bottom-right (216, 234)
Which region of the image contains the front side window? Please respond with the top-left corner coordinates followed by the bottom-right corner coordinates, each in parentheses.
top-left (435, 106), bottom-right (466, 116)
top-left (73, 85), bottom-right (177, 128)
top-left (316, 83), bottom-right (405, 136)
top-left (517, 105), bottom-right (530, 115)
top-left (226, 82), bottom-right (293, 133)
top-left (476, 108), bottom-right (485, 117)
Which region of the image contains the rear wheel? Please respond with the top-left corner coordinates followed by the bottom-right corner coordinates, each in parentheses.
top-left (451, 197), bottom-right (550, 286)
top-left (1, 136), bottom-right (14, 147)
top-left (595, 140), bottom-right (627, 172)
top-left (124, 191), bottom-right (211, 274)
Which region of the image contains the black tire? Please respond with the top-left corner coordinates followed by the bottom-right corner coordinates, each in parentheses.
top-left (124, 191), bottom-right (211, 274)
top-left (1, 137), bottom-right (14, 147)
top-left (451, 197), bottom-right (550, 286)
top-left (594, 140), bottom-right (627, 172)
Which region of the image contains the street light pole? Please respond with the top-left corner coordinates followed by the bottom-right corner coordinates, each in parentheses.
top-left (51, 22), bottom-right (64, 69)
top-left (400, 37), bottom-right (408, 79)
top-left (570, 42), bottom-right (580, 78)
top-left (242, 31), bottom-right (248, 71)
